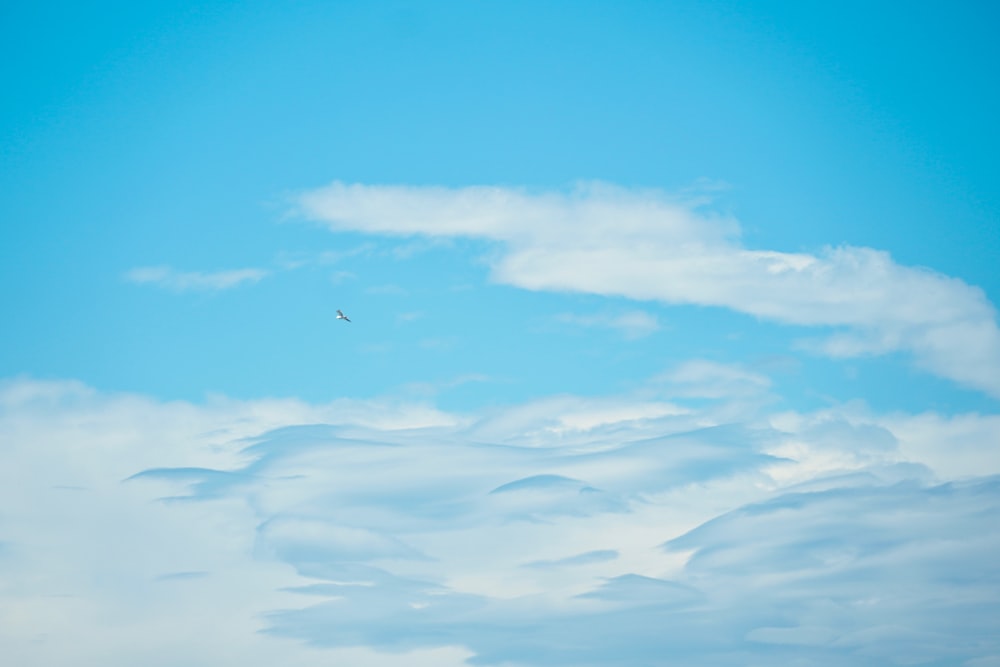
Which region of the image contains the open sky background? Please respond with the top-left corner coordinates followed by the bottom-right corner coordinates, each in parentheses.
top-left (2, 1), bottom-right (999, 665)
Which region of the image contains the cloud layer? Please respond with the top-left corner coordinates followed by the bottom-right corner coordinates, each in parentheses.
top-left (297, 182), bottom-right (1000, 398)
top-left (2, 374), bottom-right (999, 666)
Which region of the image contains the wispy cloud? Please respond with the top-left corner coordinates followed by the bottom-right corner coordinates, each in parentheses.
top-left (328, 269), bottom-right (357, 285)
top-left (124, 265), bottom-right (270, 291)
top-left (365, 284), bottom-right (409, 296)
top-left (275, 244), bottom-right (377, 270)
top-left (402, 373), bottom-right (492, 398)
top-left (554, 310), bottom-right (661, 339)
top-left (656, 359), bottom-right (773, 399)
top-left (297, 182), bottom-right (1000, 398)
top-left (396, 311), bottom-right (424, 324)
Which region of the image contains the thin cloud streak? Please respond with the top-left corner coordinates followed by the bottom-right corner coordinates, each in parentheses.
top-left (554, 310), bottom-right (661, 340)
top-left (298, 182), bottom-right (1000, 398)
top-left (124, 265), bottom-right (270, 291)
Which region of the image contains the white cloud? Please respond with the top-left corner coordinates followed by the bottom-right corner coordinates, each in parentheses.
top-left (124, 265), bottom-right (270, 291)
top-left (875, 411), bottom-right (1000, 480)
top-left (2, 376), bottom-right (1000, 666)
top-left (0, 378), bottom-right (462, 667)
top-left (297, 182), bottom-right (1000, 398)
top-left (770, 403), bottom-right (1000, 482)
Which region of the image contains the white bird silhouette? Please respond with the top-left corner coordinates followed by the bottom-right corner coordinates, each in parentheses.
top-left (336, 309), bottom-right (351, 322)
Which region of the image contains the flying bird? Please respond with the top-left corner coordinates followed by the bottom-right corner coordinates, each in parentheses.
top-left (336, 309), bottom-right (351, 322)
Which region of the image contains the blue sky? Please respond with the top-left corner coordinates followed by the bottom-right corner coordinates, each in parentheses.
top-left (2, 1), bottom-right (1000, 665)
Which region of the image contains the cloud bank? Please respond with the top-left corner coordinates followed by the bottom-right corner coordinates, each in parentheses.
top-left (297, 182), bottom-right (1000, 398)
top-left (2, 374), bottom-right (999, 666)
